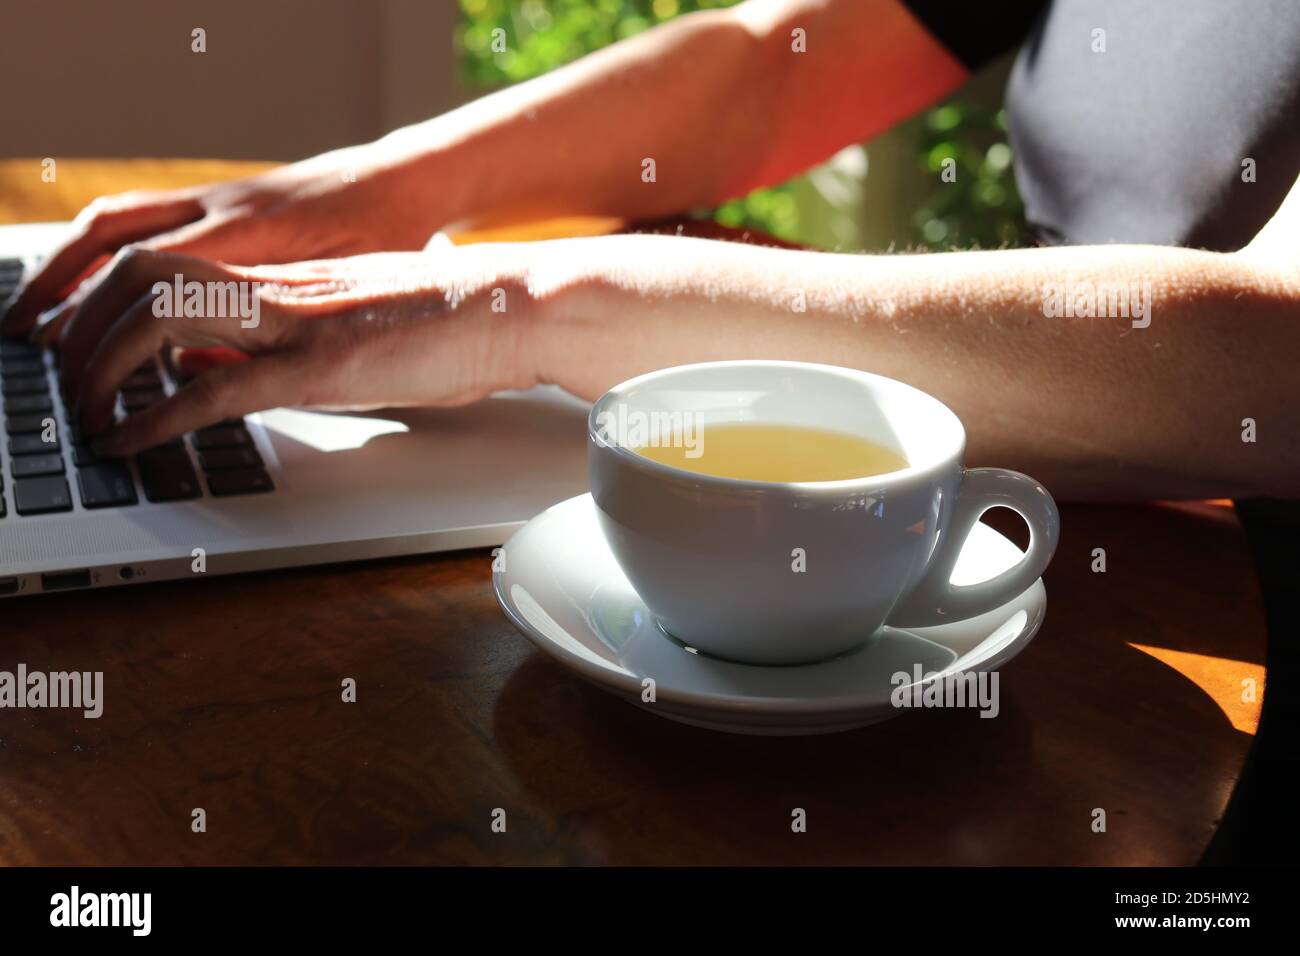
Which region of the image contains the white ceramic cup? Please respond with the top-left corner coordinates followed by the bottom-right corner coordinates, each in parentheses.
top-left (588, 360), bottom-right (1060, 666)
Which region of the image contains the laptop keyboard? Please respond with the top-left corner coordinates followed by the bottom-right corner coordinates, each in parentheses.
top-left (0, 257), bottom-right (274, 519)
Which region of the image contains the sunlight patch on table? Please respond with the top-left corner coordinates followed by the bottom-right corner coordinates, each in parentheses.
top-left (1129, 644), bottom-right (1264, 735)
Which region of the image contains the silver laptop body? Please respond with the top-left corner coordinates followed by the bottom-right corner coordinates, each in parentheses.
top-left (0, 222), bottom-right (590, 599)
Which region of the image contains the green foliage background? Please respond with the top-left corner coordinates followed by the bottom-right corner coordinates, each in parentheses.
top-left (456, 0), bottom-right (1027, 250)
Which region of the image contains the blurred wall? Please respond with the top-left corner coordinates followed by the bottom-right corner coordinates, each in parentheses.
top-left (0, 0), bottom-right (468, 161)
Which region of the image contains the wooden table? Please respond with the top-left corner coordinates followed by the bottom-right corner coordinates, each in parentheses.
top-left (0, 160), bottom-right (1267, 865)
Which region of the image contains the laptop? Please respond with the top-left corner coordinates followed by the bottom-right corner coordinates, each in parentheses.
top-left (0, 222), bottom-right (591, 599)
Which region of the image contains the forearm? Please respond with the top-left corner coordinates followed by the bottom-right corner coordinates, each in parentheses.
top-left (371, 0), bottom-right (965, 231)
top-left (525, 236), bottom-right (1300, 501)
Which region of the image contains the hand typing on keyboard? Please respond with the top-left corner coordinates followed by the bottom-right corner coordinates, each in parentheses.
top-left (2, 328), bottom-right (272, 510)
top-left (8, 247), bottom-right (541, 457)
top-left (0, 149), bottom-right (453, 342)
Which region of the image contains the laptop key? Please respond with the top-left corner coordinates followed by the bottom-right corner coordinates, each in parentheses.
top-left (137, 445), bottom-right (201, 501)
top-left (11, 452), bottom-right (65, 478)
top-left (2, 375), bottom-right (49, 397)
top-left (77, 462), bottom-right (139, 508)
top-left (207, 467), bottom-right (273, 497)
top-left (5, 413), bottom-right (56, 435)
top-left (4, 393), bottom-right (53, 415)
top-left (73, 442), bottom-right (118, 467)
top-left (197, 446), bottom-right (262, 472)
top-left (192, 423), bottom-right (252, 449)
top-left (0, 356), bottom-right (44, 376)
top-left (9, 433), bottom-right (60, 455)
top-left (0, 340), bottom-right (39, 359)
top-left (13, 476), bottom-right (73, 514)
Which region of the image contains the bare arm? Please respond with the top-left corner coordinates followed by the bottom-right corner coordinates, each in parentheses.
top-left (69, 182), bottom-right (1299, 504)
top-left (523, 205), bottom-right (1300, 502)
top-left (402, 0), bottom-right (967, 230)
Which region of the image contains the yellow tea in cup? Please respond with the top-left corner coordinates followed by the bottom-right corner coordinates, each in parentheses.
top-left (634, 422), bottom-right (908, 482)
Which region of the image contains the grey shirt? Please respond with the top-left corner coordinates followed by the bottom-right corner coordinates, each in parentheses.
top-left (904, 0), bottom-right (1300, 250)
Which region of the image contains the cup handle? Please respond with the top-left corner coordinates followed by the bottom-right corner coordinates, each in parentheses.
top-left (886, 468), bottom-right (1059, 627)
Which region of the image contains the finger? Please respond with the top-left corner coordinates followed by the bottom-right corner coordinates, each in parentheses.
top-left (1, 192), bottom-right (202, 336)
top-left (31, 258), bottom-right (116, 349)
top-left (76, 286), bottom-right (287, 436)
top-left (32, 298), bottom-right (79, 348)
top-left (58, 248), bottom-right (239, 401)
top-left (50, 213), bottom-right (306, 362)
top-left (26, 214), bottom-right (269, 346)
top-left (93, 354), bottom-right (299, 457)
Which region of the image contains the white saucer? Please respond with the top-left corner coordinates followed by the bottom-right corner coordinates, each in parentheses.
top-left (493, 494), bottom-right (1047, 735)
